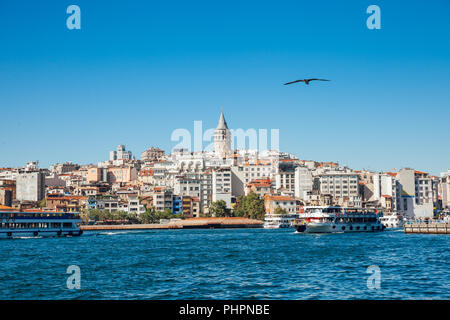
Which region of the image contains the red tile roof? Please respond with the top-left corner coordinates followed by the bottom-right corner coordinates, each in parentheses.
top-left (139, 169), bottom-right (154, 176)
top-left (248, 178), bottom-right (272, 188)
top-left (47, 195), bottom-right (86, 200)
top-left (386, 172), bottom-right (397, 177)
top-left (265, 195), bottom-right (295, 201)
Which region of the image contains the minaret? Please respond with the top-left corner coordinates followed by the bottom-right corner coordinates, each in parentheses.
top-left (214, 110), bottom-right (231, 158)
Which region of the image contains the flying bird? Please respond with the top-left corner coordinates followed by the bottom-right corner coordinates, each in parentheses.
top-left (284, 78), bottom-right (330, 85)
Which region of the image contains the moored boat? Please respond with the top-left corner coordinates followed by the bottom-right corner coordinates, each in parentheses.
top-left (293, 206), bottom-right (384, 233)
top-left (0, 210), bottom-right (83, 239)
top-left (379, 212), bottom-right (405, 229)
top-left (264, 213), bottom-right (299, 228)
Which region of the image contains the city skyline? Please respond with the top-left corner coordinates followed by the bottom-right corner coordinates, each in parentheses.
top-left (0, 1), bottom-right (449, 174)
top-left (0, 109), bottom-right (449, 177)
top-left (1, 109), bottom-right (450, 177)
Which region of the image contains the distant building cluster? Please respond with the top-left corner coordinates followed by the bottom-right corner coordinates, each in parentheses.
top-left (0, 111), bottom-right (449, 219)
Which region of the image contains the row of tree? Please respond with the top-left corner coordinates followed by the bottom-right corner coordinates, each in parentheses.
top-left (81, 192), bottom-right (272, 224)
top-left (139, 208), bottom-right (183, 224)
top-left (81, 208), bottom-right (183, 225)
top-left (202, 192), bottom-right (266, 220)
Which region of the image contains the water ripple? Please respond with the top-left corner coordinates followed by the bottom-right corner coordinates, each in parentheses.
top-left (0, 229), bottom-right (448, 299)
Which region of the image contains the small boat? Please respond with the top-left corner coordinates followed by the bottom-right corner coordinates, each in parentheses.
top-left (263, 213), bottom-right (299, 229)
top-left (293, 206), bottom-right (384, 233)
top-left (379, 212), bottom-right (405, 229)
top-left (0, 210), bottom-right (83, 239)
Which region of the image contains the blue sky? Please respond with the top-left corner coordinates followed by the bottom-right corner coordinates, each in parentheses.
top-left (0, 0), bottom-right (449, 175)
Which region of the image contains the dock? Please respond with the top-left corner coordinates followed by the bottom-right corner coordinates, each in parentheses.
top-left (81, 217), bottom-right (263, 231)
top-left (404, 222), bottom-right (450, 234)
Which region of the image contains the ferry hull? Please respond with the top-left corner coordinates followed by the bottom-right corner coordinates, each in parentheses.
top-left (305, 223), bottom-right (333, 233)
top-left (305, 223), bottom-right (383, 233)
top-left (0, 229), bottom-right (83, 239)
top-left (294, 224), bottom-right (306, 232)
top-left (264, 224), bottom-right (293, 229)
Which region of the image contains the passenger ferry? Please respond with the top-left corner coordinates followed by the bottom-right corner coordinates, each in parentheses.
top-left (379, 212), bottom-right (405, 229)
top-left (0, 210), bottom-right (83, 239)
top-left (293, 206), bottom-right (384, 233)
top-left (263, 213), bottom-right (299, 229)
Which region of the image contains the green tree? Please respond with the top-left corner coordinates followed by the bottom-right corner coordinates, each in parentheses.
top-left (128, 212), bottom-right (139, 224)
top-left (233, 192), bottom-right (265, 220)
top-left (139, 208), bottom-right (183, 224)
top-left (209, 200), bottom-right (230, 217)
top-left (274, 205), bottom-right (287, 215)
top-left (115, 211), bottom-right (129, 221)
top-left (39, 198), bottom-right (46, 208)
top-left (200, 209), bottom-right (212, 217)
top-left (87, 209), bottom-right (103, 221)
top-left (140, 209), bottom-right (157, 224)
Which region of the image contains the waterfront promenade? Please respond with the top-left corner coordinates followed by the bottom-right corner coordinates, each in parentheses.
top-left (404, 221), bottom-right (450, 234)
top-left (81, 217), bottom-right (263, 231)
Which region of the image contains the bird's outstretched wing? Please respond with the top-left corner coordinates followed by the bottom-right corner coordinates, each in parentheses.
top-left (284, 79), bottom-right (306, 85)
top-left (308, 78), bottom-right (330, 82)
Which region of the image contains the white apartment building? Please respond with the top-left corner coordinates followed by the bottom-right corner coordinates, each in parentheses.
top-left (49, 162), bottom-right (79, 174)
top-left (440, 170), bottom-right (450, 209)
top-left (275, 163), bottom-right (296, 193)
top-left (241, 163), bottom-right (275, 183)
top-left (173, 172), bottom-right (212, 210)
top-left (16, 171), bottom-right (45, 202)
top-left (174, 175), bottom-right (201, 199)
top-left (153, 188), bottom-right (174, 212)
top-left (141, 147), bottom-right (165, 162)
top-left (294, 166), bottom-right (313, 200)
top-left (212, 167), bottom-right (232, 208)
top-left (396, 168), bottom-right (433, 218)
top-left (127, 194), bottom-right (146, 214)
top-left (319, 172), bottom-right (360, 205)
top-left (265, 195), bottom-right (297, 214)
top-left (102, 197), bottom-right (119, 213)
top-left (110, 144), bottom-right (133, 161)
top-left (372, 173), bottom-right (401, 211)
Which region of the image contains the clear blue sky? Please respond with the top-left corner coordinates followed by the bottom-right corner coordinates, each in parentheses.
top-left (0, 0), bottom-right (449, 175)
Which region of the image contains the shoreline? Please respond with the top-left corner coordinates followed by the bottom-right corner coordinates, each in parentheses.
top-left (80, 217), bottom-right (263, 231)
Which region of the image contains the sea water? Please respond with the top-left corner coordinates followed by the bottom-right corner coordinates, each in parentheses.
top-left (0, 228), bottom-right (448, 299)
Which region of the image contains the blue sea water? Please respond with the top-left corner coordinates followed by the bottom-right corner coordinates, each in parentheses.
top-left (0, 229), bottom-right (448, 300)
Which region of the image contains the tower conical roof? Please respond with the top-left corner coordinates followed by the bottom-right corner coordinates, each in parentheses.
top-left (216, 111), bottom-right (228, 130)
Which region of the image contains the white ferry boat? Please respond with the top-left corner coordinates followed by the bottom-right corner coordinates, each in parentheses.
top-left (0, 210), bottom-right (83, 239)
top-left (264, 214), bottom-right (299, 229)
top-left (379, 212), bottom-right (404, 229)
top-left (293, 206), bottom-right (384, 233)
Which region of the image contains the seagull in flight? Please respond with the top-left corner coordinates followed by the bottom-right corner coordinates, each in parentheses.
top-left (284, 78), bottom-right (330, 85)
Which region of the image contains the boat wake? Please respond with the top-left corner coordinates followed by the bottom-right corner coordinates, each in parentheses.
top-left (12, 236), bottom-right (43, 240)
top-left (96, 230), bottom-right (156, 236)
